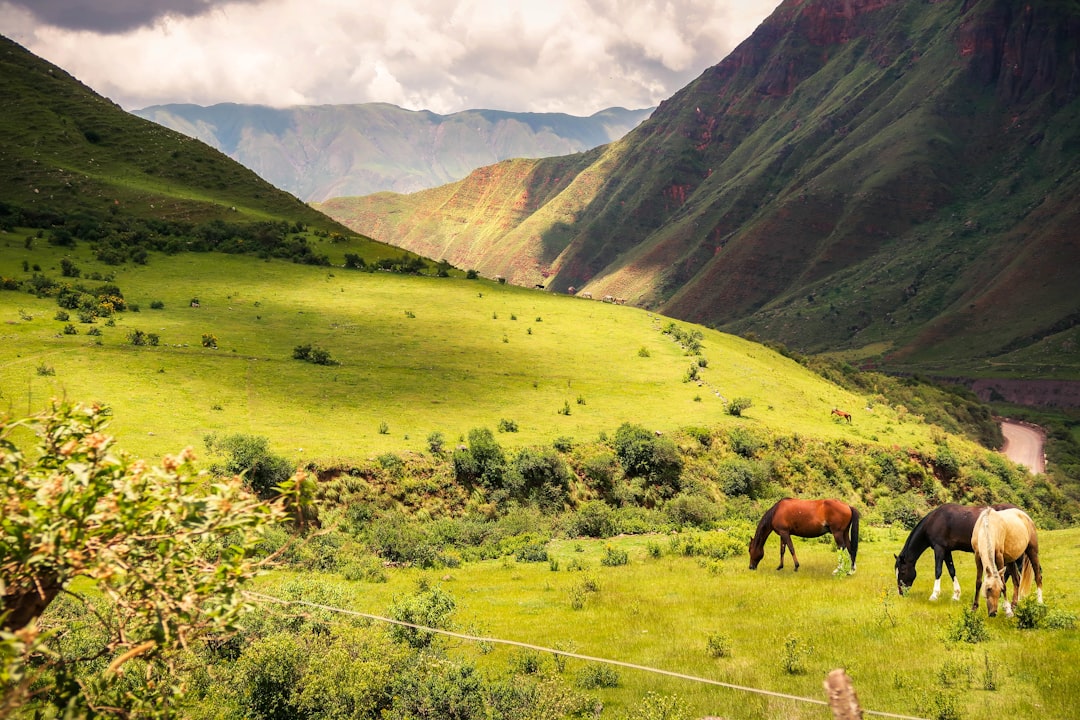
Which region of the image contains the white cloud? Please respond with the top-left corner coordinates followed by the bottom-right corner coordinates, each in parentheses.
top-left (0, 0), bottom-right (780, 114)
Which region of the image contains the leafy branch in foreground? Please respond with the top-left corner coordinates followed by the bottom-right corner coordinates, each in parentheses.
top-left (0, 401), bottom-right (301, 718)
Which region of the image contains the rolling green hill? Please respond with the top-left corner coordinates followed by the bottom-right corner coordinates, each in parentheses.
top-left (0, 33), bottom-right (414, 269)
top-left (132, 102), bottom-right (653, 202)
top-left (318, 0), bottom-right (1080, 381)
top-left (1, 236), bottom-right (909, 462)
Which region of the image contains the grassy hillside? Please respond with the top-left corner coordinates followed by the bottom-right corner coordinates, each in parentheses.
top-left (0, 33), bottom-right (414, 269)
top-left (319, 0), bottom-right (1080, 381)
top-left (1, 236), bottom-right (918, 463)
top-left (133, 103), bottom-right (653, 202)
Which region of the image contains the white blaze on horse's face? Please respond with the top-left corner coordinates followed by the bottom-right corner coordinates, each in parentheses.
top-left (985, 575), bottom-right (1004, 616)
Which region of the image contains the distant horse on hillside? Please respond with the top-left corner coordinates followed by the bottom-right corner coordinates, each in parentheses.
top-left (748, 498), bottom-right (860, 573)
top-left (894, 503), bottom-right (1018, 600)
top-left (971, 507), bottom-right (1043, 617)
top-left (831, 408), bottom-right (852, 422)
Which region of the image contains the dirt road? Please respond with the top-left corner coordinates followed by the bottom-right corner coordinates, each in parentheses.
top-left (1000, 420), bottom-right (1046, 474)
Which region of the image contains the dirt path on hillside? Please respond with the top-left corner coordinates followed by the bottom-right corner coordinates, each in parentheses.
top-left (1000, 420), bottom-right (1046, 474)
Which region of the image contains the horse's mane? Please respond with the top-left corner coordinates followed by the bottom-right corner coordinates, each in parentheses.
top-left (976, 508), bottom-right (1001, 589)
top-left (749, 499), bottom-right (784, 551)
top-left (897, 510), bottom-right (933, 559)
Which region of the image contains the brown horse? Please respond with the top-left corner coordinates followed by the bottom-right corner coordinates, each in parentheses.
top-left (748, 498), bottom-right (860, 573)
top-left (831, 408), bottom-right (852, 423)
top-left (971, 507), bottom-right (1043, 617)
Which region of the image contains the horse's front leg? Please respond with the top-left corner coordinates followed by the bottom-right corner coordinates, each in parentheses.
top-left (943, 552), bottom-right (961, 601)
top-left (776, 532), bottom-right (789, 570)
top-left (930, 549), bottom-right (946, 601)
top-left (997, 551), bottom-right (1015, 617)
top-left (971, 555), bottom-right (984, 612)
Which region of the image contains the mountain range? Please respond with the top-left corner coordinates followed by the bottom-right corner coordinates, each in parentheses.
top-left (317, 0), bottom-right (1080, 381)
top-left (132, 103), bottom-right (653, 202)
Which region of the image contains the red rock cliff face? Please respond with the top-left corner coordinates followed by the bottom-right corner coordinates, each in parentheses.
top-left (958, 0), bottom-right (1080, 104)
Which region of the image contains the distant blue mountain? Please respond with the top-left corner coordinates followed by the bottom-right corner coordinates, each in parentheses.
top-left (132, 102), bottom-right (653, 202)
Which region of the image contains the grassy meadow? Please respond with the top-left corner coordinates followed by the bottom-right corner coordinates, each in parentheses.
top-left (254, 526), bottom-right (1080, 720)
top-left (0, 231), bottom-right (939, 464)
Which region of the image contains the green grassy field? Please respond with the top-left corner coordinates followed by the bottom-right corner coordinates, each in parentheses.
top-left (255, 527), bottom-right (1080, 720)
top-left (0, 232), bottom-right (940, 465)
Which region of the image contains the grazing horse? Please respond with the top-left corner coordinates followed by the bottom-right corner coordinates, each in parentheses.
top-left (894, 503), bottom-right (1017, 600)
top-left (748, 498), bottom-right (860, 573)
top-left (831, 408), bottom-right (852, 423)
top-left (971, 507), bottom-right (1043, 617)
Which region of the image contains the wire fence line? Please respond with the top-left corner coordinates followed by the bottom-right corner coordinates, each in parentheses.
top-left (242, 590), bottom-right (927, 720)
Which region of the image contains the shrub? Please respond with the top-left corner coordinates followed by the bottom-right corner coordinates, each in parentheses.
top-left (705, 632), bottom-right (731, 658)
top-left (378, 421), bottom-right (390, 435)
top-left (310, 346), bottom-right (335, 365)
top-left (506, 446), bottom-right (573, 510)
top-left (565, 500), bottom-right (616, 538)
top-left (576, 664), bottom-right (620, 689)
top-left (780, 633), bottom-right (812, 674)
top-left (945, 608), bottom-right (989, 643)
top-left (36, 362), bottom-right (55, 376)
top-left (515, 542), bottom-right (549, 563)
top-left (387, 585), bottom-right (456, 648)
top-left (364, 513), bottom-right (437, 567)
top-left (54, 310), bottom-right (69, 321)
top-left (127, 329), bottom-right (147, 346)
top-left (624, 692), bottom-right (691, 720)
top-left (497, 418), bottom-right (519, 433)
top-left (613, 423), bottom-right (682, 495)
top-left (233, 633), bottom-right (307, 720)
top-left (599, 545), bottom-right (628, 567)
top-left (717, 458), bottom-right (765, 498)
top-left (727, 397), bottom-right (752, 416)
top-left (202, 333), bottom-right (218, 349)
top-left (1013, 597), bottom-right (1049, 630)
top-left (59, 258), bottom-right (80, 278)
top-left (453, 428), bottom-right (505, 488)
top-left (727, 425), bottom-right (764, 458)
top-left (665, 492), bottom-right (719, 527)
top-left (150, 300), bottom-right (165, 309)
top-left (205, 432), bottom-right (293, 498)
top-left (62, 324), bottom-right (77, 335)
top-left (427, 431), bottom-right (445, 455)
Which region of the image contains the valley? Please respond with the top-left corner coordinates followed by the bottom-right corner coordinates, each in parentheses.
top-left (2, 1), bottom-right (1079, 718)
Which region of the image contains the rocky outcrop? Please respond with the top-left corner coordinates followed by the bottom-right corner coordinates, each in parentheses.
top-left (969, 379), bottom-right (1080, 409)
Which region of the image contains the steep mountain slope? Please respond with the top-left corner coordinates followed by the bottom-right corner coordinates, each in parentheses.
top-left (0, 34), bottom-right (406, 266)
top-left (319, 0), bottom-right (1080, 378)
top-left (132, 103), bottom-right (652, 202)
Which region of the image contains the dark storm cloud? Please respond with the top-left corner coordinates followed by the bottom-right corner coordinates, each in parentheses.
top-left (4, 0), bottom-right (261, 34)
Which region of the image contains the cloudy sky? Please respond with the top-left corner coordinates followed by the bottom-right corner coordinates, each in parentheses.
top-left (0, 0), bottom-right (779, 115)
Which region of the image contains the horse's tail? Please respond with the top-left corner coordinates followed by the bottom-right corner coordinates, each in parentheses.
top-left (848, 505), bottom-right (861, 567)
top-left (1018, 554), bottom-right (1035, 599)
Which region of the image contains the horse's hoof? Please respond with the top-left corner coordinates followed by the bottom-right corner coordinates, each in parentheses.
top-left (929, 593), bottom-right (940, 601)
top-left (952, 593), bottom-right (961, 602)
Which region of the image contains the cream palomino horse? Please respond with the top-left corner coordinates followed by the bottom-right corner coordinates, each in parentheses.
top-left (971, 507), bottom-right (1044, 617)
